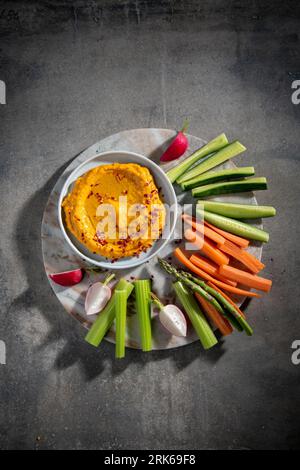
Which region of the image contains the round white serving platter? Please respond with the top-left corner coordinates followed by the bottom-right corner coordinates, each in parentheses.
top-left (41, 128), bottom-right (262, 350)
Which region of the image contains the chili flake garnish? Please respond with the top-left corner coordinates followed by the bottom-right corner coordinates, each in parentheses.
top-left (115, 172), bottom-right (125, 183)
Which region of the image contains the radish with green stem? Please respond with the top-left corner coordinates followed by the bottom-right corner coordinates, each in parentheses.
top-left (151, 293), bottom-right (187, 337)
top-left (85, 273), bottom-right (115, 316)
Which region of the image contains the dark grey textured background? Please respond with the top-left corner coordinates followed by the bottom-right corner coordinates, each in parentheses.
top-left (0, 0), bottom-right (300, 450)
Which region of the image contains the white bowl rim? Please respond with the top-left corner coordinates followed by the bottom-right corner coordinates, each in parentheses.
top-left (58, 149), bottom-right (178, 270)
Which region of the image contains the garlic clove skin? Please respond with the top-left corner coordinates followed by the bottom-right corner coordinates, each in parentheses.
top-left (85, 282), bottom-right (111, 316)
top-left (159, 304), bottom-right (187, 337)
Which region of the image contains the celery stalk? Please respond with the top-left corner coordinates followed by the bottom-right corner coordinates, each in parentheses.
top-left (177, 140), bottom-right (246, 184)
top-left (166, 133), bottom-right (228, 183)
top-left (134, 280), bottom-right (152, 352)
top-left (173, 281), bottom-right (218, 349)
top-left (115, 289), bottom-right (127, 359)
top-left (85, 278), bottom-right (133, 347)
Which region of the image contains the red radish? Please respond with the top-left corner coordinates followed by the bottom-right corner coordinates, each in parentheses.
top-left (160, 120), bottom-right (189, 162)
top-left (49, 268), bottom-right (83, 286)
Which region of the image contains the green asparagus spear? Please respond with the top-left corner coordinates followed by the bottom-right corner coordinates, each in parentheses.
top-left (158, 258), bottom-right (253, 335)
top-left (173, 281), bottom-right (218, 349)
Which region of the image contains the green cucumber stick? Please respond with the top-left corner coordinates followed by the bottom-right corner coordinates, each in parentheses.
top-left (197, 207), bottom-right (269, 243)
top-left (178, 140), bottom-right (246, 184)
top-left (173, 281), bottom-right (218, 350)
top-left (134, 280), bottom-right (152, 352)
top-left (198, 200), bottom-right (276, 219)
top-left (115, 289), bottom-right (127, 359)
top-left (166, 133), bottom-right (228, 183)
top-left (85, 278), bottom-right (134, 347)
top-left (192, 177), bottom-right (267, 198)
top-left (181, 166), bottom-right (255, 191)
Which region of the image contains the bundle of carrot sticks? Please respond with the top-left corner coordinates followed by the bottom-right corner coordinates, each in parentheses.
top-left (173, 214), bottom-right (272, 336)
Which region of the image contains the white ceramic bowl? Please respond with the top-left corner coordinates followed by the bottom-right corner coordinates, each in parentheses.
top-left (58, 150), bottom-right (178, 270)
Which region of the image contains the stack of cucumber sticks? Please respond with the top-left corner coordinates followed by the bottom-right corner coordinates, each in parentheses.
top-left (166, 133), bottom-right (276, 243)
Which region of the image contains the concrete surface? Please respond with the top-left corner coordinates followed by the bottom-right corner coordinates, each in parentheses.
top-left (0, 0), bottom-right (300, 450)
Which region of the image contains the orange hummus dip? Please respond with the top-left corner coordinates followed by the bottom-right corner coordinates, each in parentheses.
top-left (62, 163), bottom-right (166, 259)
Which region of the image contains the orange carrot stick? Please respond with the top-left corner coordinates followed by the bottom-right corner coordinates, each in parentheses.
top-left (207, 282), bottom-right (245, 319)
top-left (242, 249), bottom-right (265, 271)
top-left (190, 254), bottom-right (237, 286)
top-left (182, 214), bottom-right (226, 245)
top-left (195, 292), bottom-right (233, 336)
top-left (184, 228), bottom-right (229, 266)
top-left (174, 247), bottom-right (260, 298)
top-left (204, 221), bottom-right (249, 248)
top-left (217, 239), bottom-right (265, 274)
top-left (219, 264), bottom-right (272, 293)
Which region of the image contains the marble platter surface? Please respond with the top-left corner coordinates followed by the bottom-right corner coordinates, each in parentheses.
top-left (41, 129), bottom-right (262, 350)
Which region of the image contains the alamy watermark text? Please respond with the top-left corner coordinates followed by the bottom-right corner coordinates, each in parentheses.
top-left (291, 340), bottom-right (300, 365)
top-left (291, 80), bottom-right (300, 105)
top-left (0, 80), bottom-right (6, 104)
top-left (0, 340), bottom-right (6, 365)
